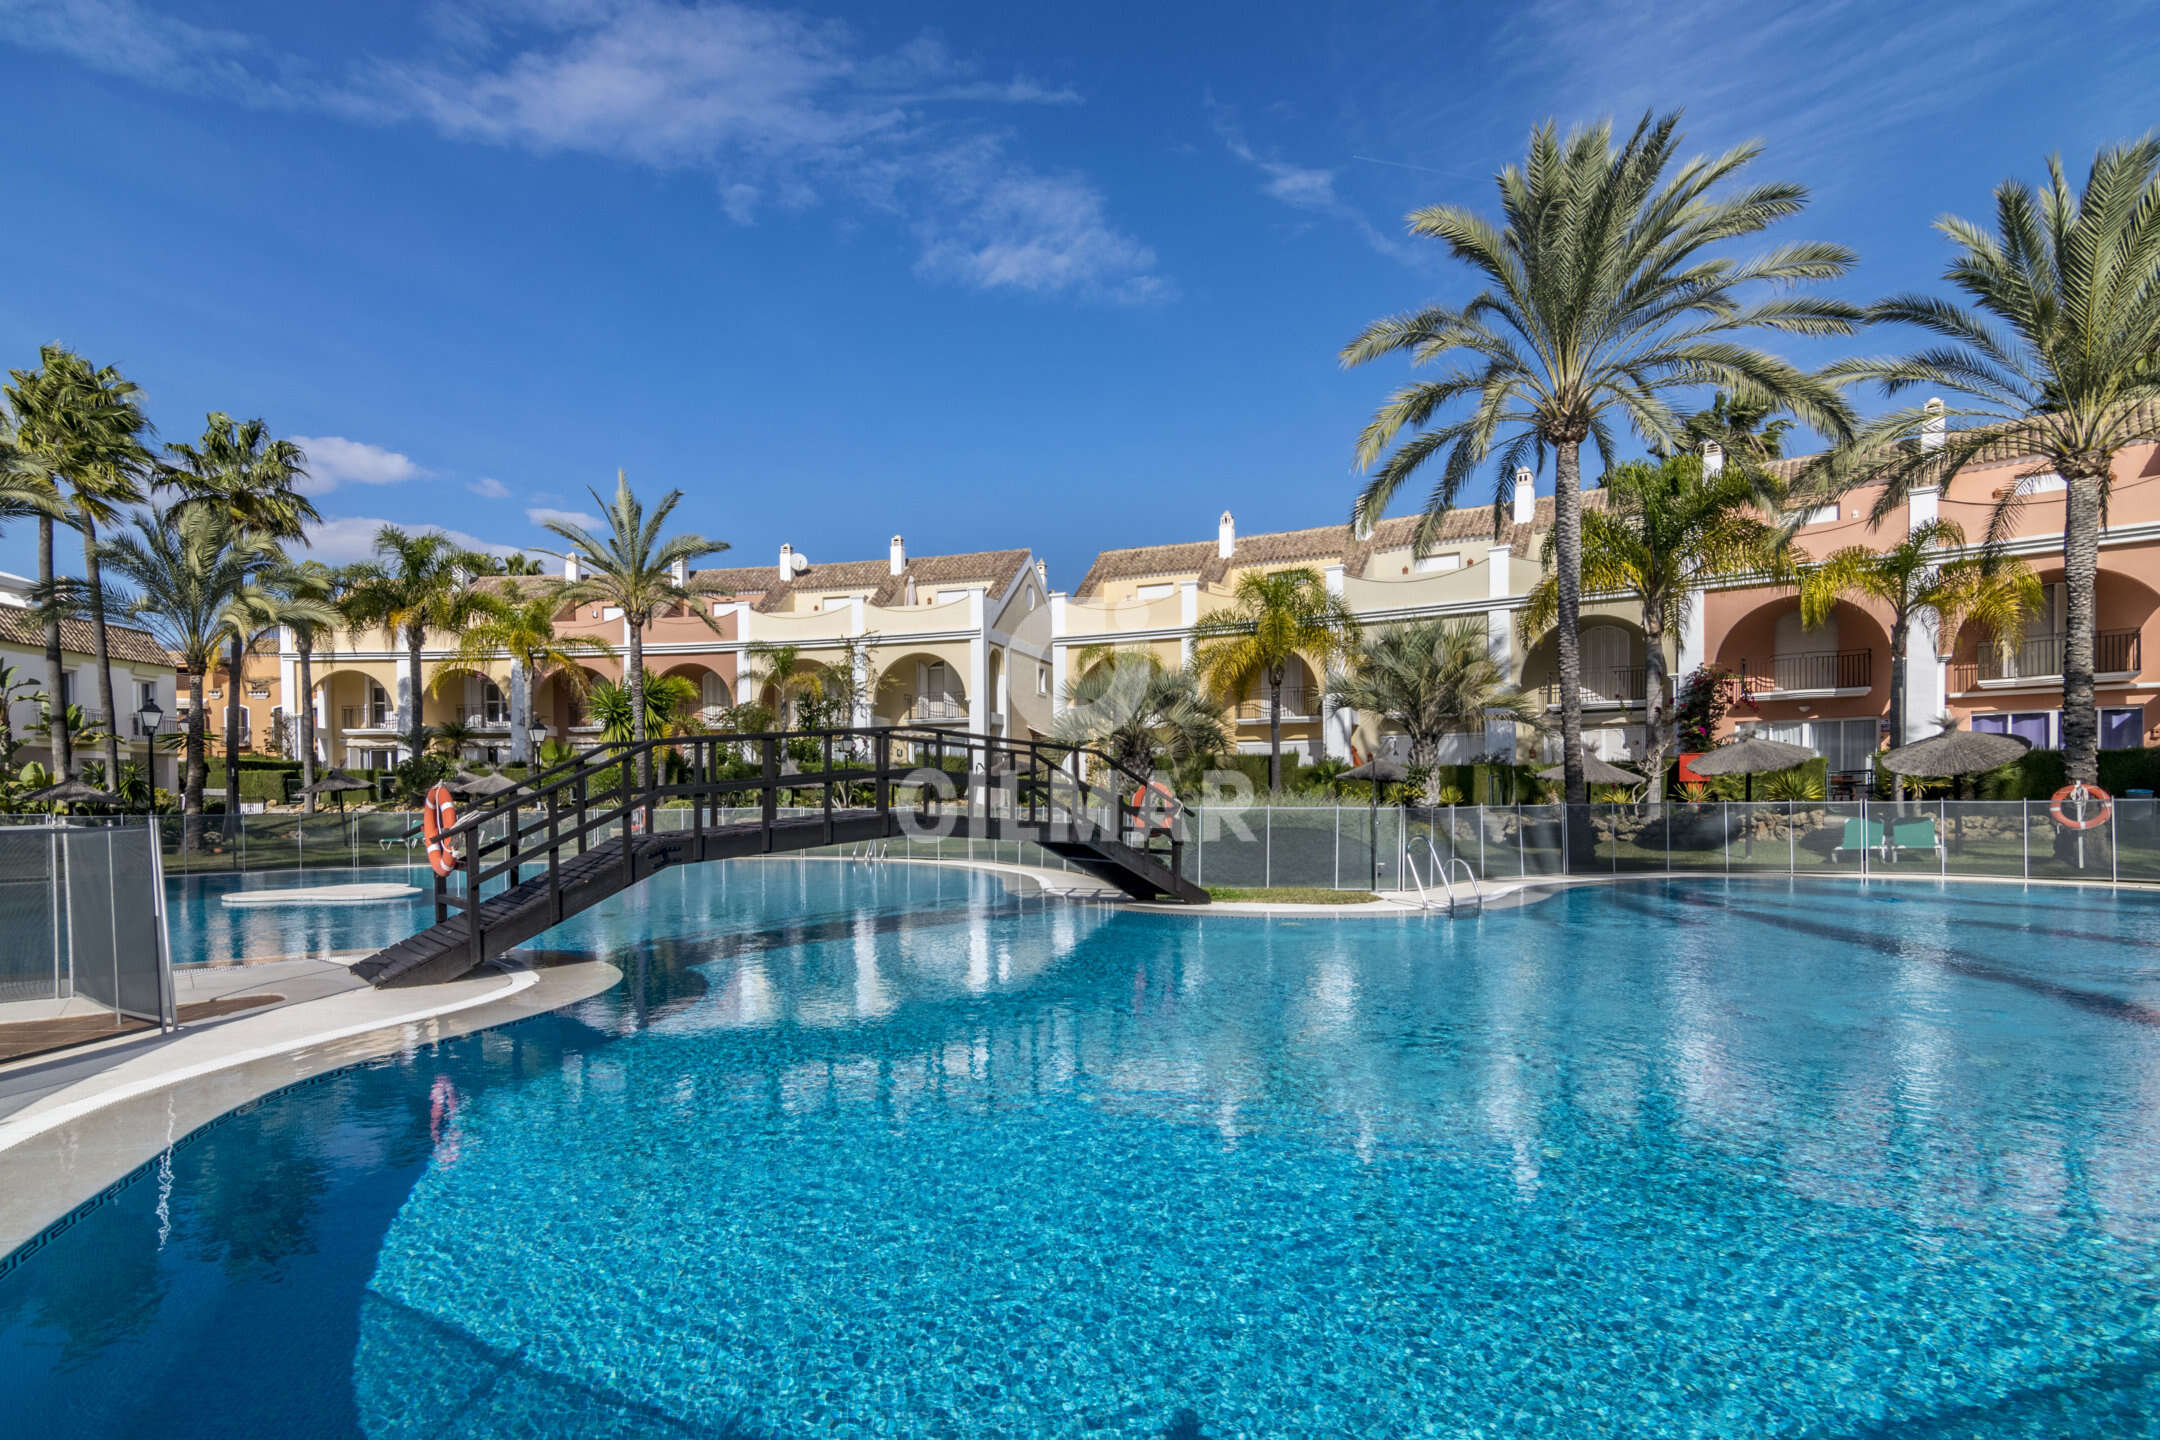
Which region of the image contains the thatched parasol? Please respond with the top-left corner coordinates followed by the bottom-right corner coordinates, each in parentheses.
top-left (1343, 755), bottom-right (1408, 891)
top-left (297, 767), bottom-right (372, 814)
top-left (22, 778), bottom-right (120, 807)
top-left (1538, 756), bottom-right (1644, 788)
top-left (447, 770), bottom-right (520, 798)
top-left (1879, 728), bottom-right (2031, 779)
top-left (1687, 735), bottom-right (1817, 801)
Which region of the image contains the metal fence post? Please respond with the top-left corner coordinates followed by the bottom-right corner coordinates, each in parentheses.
top-left (1333, 805), bottom-right (1341, 890)
top-left (2023, 799), bottom-right (2030, 879)
top-left (1264, 806), bottom-right (1273, 888)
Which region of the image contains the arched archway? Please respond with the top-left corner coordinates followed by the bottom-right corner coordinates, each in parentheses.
top-left (874, 651), bottom-right (969, 727)
top-left (659, 662), bottom-right (734, 723)
top-left (1519, 619), bottom-right (1649, 708)
top-left (311, 666), bottom-right (398, 770)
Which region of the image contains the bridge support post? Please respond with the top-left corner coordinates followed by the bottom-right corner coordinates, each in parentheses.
top-left (875, 731), bottom-right (892, 836)
top-left (760, 736), bottom-right (779, 852)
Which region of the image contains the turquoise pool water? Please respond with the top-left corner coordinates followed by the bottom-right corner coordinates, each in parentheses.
top-left (8, 865), bottom-right (2160, 1437)
top-left (167, 864), bottom-right (442, 964)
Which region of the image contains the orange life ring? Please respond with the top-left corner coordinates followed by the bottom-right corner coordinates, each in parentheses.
top-left (422, 782), bottom-right (459, 876)
top-left (2049, 782), bottom-right (2114, 830)
top-left (1130, 779), bottom-right (1178, 832)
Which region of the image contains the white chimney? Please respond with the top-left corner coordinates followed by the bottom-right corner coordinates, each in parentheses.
top-left (1700, 440), bottom-right (1725, 477)
top-left (1034, 559), bottom-right (1048, 588)
top-left (1511, 467), bottom-right (1536, 527)
top-left (889, 535), bottom-right (906, 576)
top-left (1921, 397), bottom-right (1946, 453)
top-left (669, 558), bottom-right (688, 585)
top-left (1218, 510), bottom-right (1235, 560)
top-left (778, 543), bottom-right (794, 581)
top-left (563, 552), bottom-right (580, 583)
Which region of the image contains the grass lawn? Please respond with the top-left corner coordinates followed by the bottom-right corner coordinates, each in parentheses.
top-left (1206, 886), bottom-right (1379, 904)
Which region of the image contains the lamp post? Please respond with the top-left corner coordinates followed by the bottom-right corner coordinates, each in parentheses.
top-left (135, 697), bottom-right (164, 807)
top-left (525, 720), bottom-right (548, 770)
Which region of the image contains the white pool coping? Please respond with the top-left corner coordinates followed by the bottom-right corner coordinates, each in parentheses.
top-left (220, 881), bottom-right (423, 907)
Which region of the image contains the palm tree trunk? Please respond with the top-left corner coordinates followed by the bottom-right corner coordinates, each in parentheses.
top-left (38, 515), bottom-right (71, 778)
top-left (628, 626), bottom-right (650, 790)
top-left (1889, 612), bottom-right (1910, 802)
top-left (184, 668), bottom-right (206, 820)
top-left (1266, 668), bottom-right (1283, 791)
top-left (1642, 608), bottom-right (1669, 804)
top-left (298, 641), bottom-right (316, 814)
top-left (2061, 471), bottom-right (2104, 784)
top-left (225, 634), bottom-right (244, 810)
top-left (408, 630), bottom-right (427, 767)
top-left (80, 517), bottom-right (122, 788)
top-left (1553, 442), bottom-right (1587, 805)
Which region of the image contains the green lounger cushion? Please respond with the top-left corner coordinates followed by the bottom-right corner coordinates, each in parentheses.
top-left (1838, 817), bottom-right (1884, 851)
top-left (1892, 818), bottom-right (1939, 850)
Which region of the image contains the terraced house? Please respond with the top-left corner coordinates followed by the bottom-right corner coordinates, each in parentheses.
top-left (0, 571), bottom-right (178, 788)
top-left (1053, 409), bottom-right (2160, 788)
top-left (248, 536), bottom-right (1052, 771)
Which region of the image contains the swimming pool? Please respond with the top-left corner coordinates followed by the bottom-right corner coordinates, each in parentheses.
top-left (7, 864), bottom-right (2160, 1437)
top-left (167, 864), bottom-right (442, 965)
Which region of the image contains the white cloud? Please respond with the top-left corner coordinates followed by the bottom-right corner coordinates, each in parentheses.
top-left (467, 476), bottom-right (512, 499)
top-left (301, 516), bottom-right (530, 566)
top-left (1208, 100), bottom-right (1415, 265)
top-left (1, 0), bottom-right (1167, 303)
top-left (527, 506), bottom-right (604, 532)
top-left (291, 436), bottom-right (423, 496)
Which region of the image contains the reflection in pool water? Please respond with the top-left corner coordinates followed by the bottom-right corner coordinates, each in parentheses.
top-left (8, 864), bottom-right (2160, 1437)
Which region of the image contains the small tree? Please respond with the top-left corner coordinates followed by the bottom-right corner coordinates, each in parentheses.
top-left (1328, 619), bottom-right (1543, 805)
top-left (1190, 567), bottom-right (1360, 791)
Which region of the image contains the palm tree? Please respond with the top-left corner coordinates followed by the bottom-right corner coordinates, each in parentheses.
top-left (273, 560), bottom-right (342, 810)
top-left (1796, 519), bottom-right (2041, 783)
top-left (101, 506), bottom-right (277, 819)
top-left (1053, 651), bottom-right (1230, 785)
top-left (339, 528), bottom-right (490, 764)
top-left (431, 717), bottom-right (481, 761)
top-left (1328, 620), bottom-right (1544, 805)
top-left (1677, 391), bottom-right (1793, 464)
top-left (4, 348), bottom-right (156, 781)
top-left (1520, 453), bottom-right (1792, 789)
top-left (161, 415), bottom-right (316, 785)
top-left (542, 470), bottom-right (729, 781)
top-left (585, 670), bottom-right (701, 744)
top-left (1189, 567), bottom-right (1360, 790)
top-left (1813, 140), bottom-right (2160, 785)
top-left (430, 582), bottom-right (613, 763)
top-left (1340, 110), bottom-right (1860, 803)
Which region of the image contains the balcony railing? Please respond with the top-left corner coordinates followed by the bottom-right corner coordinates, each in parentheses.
top-left (455, 705), bottom-right (512, 730)
top-left (339, 706), bottom-right (394, 731)
top-left (1542, 667), bottom-right (1647, 707)
top-left (1969, 629), bottom-right (2141, 685)
top-left (1235, 691), bottom-right (1316, 723)
top-left (1735, 648), bottom-right (1873, 697)
top-left (902, 694), bottom-right (969, 723)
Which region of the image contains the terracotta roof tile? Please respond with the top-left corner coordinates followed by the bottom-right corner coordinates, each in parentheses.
top-left (1072, 494), bottom-right (1607, 597)
top-left (693, 548), bottom-right (1030, 612)
top-left (0, 604), bottom-right (177, 668)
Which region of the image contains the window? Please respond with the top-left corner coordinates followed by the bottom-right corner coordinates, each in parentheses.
top-left (937, 589), bottom-right (971, 604)
top-left (1027, 590), bottom-right (1038, 611)
top-left (1784, 503), bottom-right (1839, 527)
top-left (1413, 554), bottom-right (1462, 573)
top-left (480, 679), bottom-right (509, 726)
top-left (58, 672), bottom-right (72, 706)
top-left (1973, 710), bottom-right (2057, 748)
top-left (138, 680), bottom-right (157, 709)
top-left (1135, 582), bottom-right (1175, 601)
top-left (1764, 717), bottom-right (1879, 774)
top-left (1037, 665), bottom-right (1050, 697)
top-left (247, 682), bottom-right (271, 699)
top-left (2015, 472), bottom-right (2067, 496)
top-left (602, 606), bottom-right (623, 621)
top-left (2102, 707), bottom-right (2143, 750)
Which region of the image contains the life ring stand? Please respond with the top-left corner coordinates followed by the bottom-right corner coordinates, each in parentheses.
top-left (422, 783), bottom-right (460, 877)
top-left (2049, 782), bottom-right (2114, 831)
top-left (1129, 778), bottom-right (1179, 833)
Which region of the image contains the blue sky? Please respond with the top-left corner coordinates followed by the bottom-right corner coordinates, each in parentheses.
top-left (1, 0), bottom-right (2155, 587)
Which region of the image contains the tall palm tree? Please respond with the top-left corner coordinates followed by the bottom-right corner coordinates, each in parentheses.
top-left (101, 507), bottom-right (277, 819)
top-left (273, 560), bottom-right (342, 809)
top-left (543, 470), bottom-right (729, 780)
top-left (1053, 651), bottom-right (1230, 786)
top-left (431, 582), bottom-right (613, 762)
top-left (161, 415), bottom-right (316, 785)
top-left (339, 528), bottom-right (490, 765)
top-left (1520, 453), bottom-right (1793, 789)
top-left (1328, 619), bottom-right (1545, 805)
top-left (1813, 140), bottom-right (2160, 784)
top-left (4, 348), bottom-right (156, 781)
top-left (1796, 519), bottom-right (2041, 777)
top-left (1189, 567), bottom-right (1360, 790)
top-left (1340, 110), bottom-right (1860, 803)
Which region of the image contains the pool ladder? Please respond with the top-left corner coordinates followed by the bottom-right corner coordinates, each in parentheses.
top-left (1407, 837), bottom-right (1484, 913)
top-left (850, 840), bottom-right (890, 865)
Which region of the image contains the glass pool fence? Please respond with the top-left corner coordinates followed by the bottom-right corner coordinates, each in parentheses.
top-left (0, 817), bottom-right (175, 1051)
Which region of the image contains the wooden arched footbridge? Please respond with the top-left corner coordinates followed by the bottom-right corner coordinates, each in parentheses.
top-left (351, 727), bottom-right (1205, 989)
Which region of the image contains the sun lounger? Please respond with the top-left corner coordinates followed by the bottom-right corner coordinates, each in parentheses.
top-left (1832, 816), bottom-right (1886, 862)
top-left (1890, 816), bottom-right (1945, 864)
